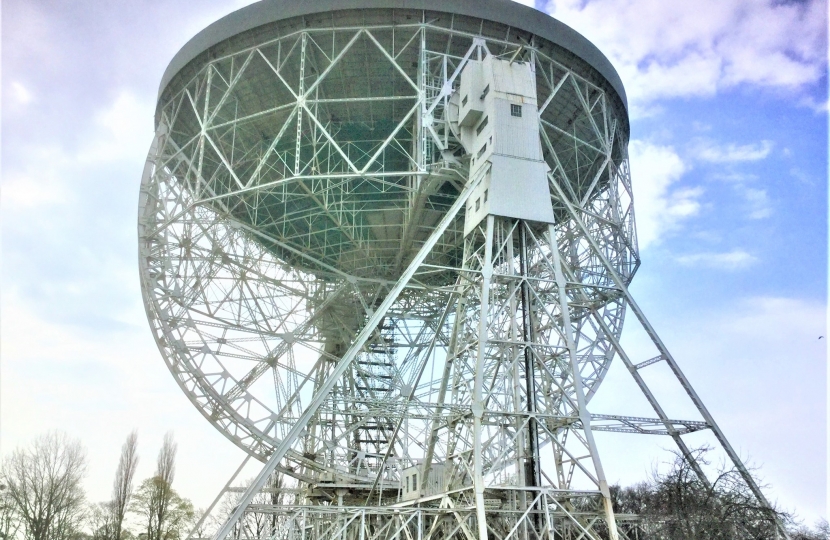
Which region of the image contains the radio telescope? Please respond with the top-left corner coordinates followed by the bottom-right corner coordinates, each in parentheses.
top-left (138, 1), bottom-right (786, 538)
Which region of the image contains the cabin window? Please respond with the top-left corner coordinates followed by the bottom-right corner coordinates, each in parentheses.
top-left (480, 84), bottom-right (490, 99)
top-left (477, 143), bottom-right (487, 159)
top-left (462, 95), bottom-right (468, 107)
top-left (476, 116), bottom-right (489, 135)
top-left (510, 103), bottom-right (522, 117)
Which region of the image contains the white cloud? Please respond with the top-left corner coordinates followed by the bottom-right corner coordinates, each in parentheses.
top-left (790, 167), bottom-right (815, 186)
top-left (79, 91), bottom-right (154, 164)
top-left (628, 140), bottom-right (702, 249)
top-left (710, 172), bottom-right (758, 183)
top-left (692, 139), bottom-right (774, 163)
top-left (742, 187), bottom-right (772, 219)
top-left (545, 0), bottom-right (827, 110)
top-left (8, 81), bottom-right (34, 107)
top-left (675, 249), bottom-right (758, 270)
top-left (1, 148), bottom-right (73, 209)
top-left (798, 93), bottom-right (830, 114)
top-left (707, 169), bottom-right (773, 219)
top-left (2, 91), bottom-right (151, 212)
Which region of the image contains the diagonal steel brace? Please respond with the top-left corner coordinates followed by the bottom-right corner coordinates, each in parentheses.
top-left (548, 175), bottom-right (790, 539)
top-left (212, 174), bottom-right (481, 540)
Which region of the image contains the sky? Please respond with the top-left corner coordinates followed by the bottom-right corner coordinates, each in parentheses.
top-left (1, 0), bottom-right (827, 529)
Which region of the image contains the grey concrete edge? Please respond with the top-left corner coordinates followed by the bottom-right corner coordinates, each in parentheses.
top-left (159, 0), bottom-right (628, 112)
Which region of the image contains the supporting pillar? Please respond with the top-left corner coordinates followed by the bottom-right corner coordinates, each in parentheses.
top-left (472, 215), bottom-right (495, 540)
top-left (548, 224), bottom-right (619, 540)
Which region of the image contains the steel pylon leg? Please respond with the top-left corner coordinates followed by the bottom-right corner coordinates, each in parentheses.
top-left (548, 175), bottom-right (790, 540)
top-left (548, 224), bottom-right (619, 540)
top-left (431, 216), bottom-right (623, 539)
top-left (472, 215), bottom-right (495, 540)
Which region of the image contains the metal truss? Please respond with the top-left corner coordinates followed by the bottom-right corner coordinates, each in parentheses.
top-left (139, 9), bottom-right (786, 540)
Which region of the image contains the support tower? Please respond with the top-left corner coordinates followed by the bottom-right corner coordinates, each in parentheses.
top-left (138, 1), bottom-right (786, 538)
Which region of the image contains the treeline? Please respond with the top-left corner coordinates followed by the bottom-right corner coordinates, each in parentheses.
top-left (1, 431), bottom-right (195, 540)
top-left (607, 448), bottom-right (828, 540)
top-left (1, 432), bottom-right (826, 540)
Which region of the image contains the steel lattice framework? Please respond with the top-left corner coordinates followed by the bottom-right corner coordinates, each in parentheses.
top-left (138, 2), bottom-right (787, 539)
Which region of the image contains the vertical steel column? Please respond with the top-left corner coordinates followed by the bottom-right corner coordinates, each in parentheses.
top-left (294, 32), bottom-right (307, 175)
top-left (506, 227), bottom-right (528, 534)
top-left (518, 223), bottom-right (542, 493)
top-left (548, 224), bottom-right (619, 540)
top-left (517, 222), bottom-right (542, 538)
top-left (472, 215), bottom-right (495, 540)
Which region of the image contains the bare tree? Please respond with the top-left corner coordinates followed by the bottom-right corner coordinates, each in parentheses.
top-left (0, 484), bottom-right (22, 540)
top-left (791, 520), bottom-right (830, 540)
top-left (112, 431), bottom-right (139, 540)
top-left (611, 447), bottom-right (786, 540)
top-left (131, 433), bottom-right (193, 540)
top-left (188, 508), bottom-right (221, 540)
top-left (0, 432), bottom-right (88, 540)
top-left (153, 432), bottom-right (176, 540)
top-left (131, 480), bottom-right (193, 540)
top-left (157, 433), bottom-right (176, 489)
top-left (88, 501), bottom-right (116, 540)
top-left (216, 472), bottom-right (291, 540)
